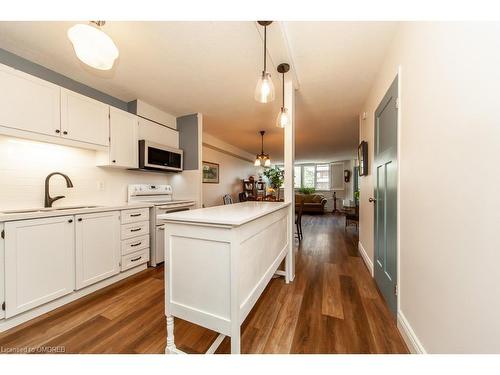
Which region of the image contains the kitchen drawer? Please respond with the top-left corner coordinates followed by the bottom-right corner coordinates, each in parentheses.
top-left (121, 208), bottom-right (149, 224)
top-left (121, 221), bottom-right (149, 240)
top-left (121, 234), bottom-right (150, 256)
top-left (121, 248), bottom-right (149, 271)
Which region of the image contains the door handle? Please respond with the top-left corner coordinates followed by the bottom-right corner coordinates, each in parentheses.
top-left (368, 197), bottom-right (377, 203)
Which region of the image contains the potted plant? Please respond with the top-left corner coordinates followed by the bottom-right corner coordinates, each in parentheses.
top-left (263, 166), bottom-right (284, 200)
top-left (298, 187), bottom-right (316, 195)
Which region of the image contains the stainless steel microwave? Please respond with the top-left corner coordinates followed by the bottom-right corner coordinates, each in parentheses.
top-left (138, 140), bottom-right (183, 172)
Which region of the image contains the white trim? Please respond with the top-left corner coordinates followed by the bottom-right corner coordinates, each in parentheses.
top-left (358, 241), bottom-right (374, 276)
top-left (0, 264), bottom-right (146, 333)
top-left (397, 311), bottom-right (426, 354)
top-left (396, 65), bottom-right (403, 319)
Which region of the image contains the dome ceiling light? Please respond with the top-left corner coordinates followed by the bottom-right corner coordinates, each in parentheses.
top-left (67, 21), bottom-right (119, 71)
top-left (254, 21), bottom-right (275, 103)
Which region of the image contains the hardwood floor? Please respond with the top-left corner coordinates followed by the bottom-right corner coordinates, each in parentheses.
top-left (0, 213), bottom-right (408, 354)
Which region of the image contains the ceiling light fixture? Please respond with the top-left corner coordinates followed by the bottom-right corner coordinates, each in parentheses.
top-left (67, 21), bottom-right (119, 70)
top-left (254, 21), bottom-right (275, 103)
top-left (254, 130), bottom-right (271, 167)
top-left (276, 63), bottom-right (290, 128)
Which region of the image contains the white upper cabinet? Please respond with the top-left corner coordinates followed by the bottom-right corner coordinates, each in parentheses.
top-left (0, 64), bottom-right (61, 137)
top-left (60, 88), bottom-right (110, 146)
top-left (108, 107), bottom-right (138, 168)
top-left (4, 216), bottom-right (75, 318)
top-left (138, 117), bottom-right (179, 148)
top-left (75, 211), bottom-right (121, 290)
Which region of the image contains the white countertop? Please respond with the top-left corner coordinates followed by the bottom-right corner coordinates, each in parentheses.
top-left (158, 201), bottom-right (290, 227)
top-left (0, 203), bottom-right (154, 222)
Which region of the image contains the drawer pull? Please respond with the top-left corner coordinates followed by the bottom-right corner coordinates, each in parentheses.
top-left (130, 256), bottom-right (142, 262)
top-left (130, 228), bottom-right (141, 232)
top-left (130, 242), bottom-right (142, 247)
top-left (130, 213), bottom-right (142, 217)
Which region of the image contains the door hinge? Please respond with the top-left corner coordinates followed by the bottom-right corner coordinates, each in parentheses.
top-left (1, 229), bottom-right (4, 239)
top-left (394, 284), bottom-right (398, 296)
top-left (395, 97), bottom-right (400, 109)
top-left (1, 302), bottom-right (5, 311)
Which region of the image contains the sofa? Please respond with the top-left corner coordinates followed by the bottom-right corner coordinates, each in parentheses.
top-left (295, 193), bottom-right (327, 214)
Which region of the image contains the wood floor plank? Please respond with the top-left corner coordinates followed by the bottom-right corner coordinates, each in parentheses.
top-left (347, 257), bottom-right (379, 299)
top-left (321, 263), bottom-right (344, 319)
top-left (0, 213), bottom-right (408, 354)
top-left (338, 275), bottom-right (376, 353)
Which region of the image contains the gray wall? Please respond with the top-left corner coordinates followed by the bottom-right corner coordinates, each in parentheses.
top-left (0, 48), bottom-right (128, 111)
top-left (177, 114), bottom-right (199, 171)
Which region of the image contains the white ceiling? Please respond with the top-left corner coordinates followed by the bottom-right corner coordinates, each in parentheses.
top-left (0, 21), bottom-right (398, 163)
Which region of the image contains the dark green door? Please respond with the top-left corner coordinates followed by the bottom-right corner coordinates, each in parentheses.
top-left (373, 76), bottom-right (398, 317)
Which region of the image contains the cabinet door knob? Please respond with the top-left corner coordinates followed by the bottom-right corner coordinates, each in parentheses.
top-left (112, 160), bottom-right (116, 163)
top-left (78, 218), bottom-right (82, 222)
top-left (68, 219), bottom-right (73, 223)
top-left (55, 129), bottom-right (60, 134)
top-left (63, 131), bottom-right (68, 135)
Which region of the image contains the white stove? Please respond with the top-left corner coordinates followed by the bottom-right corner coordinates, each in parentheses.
top-left (128, 184), bottom-right (195, 266)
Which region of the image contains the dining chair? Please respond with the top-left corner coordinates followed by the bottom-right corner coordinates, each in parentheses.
top-left (295, 199), bottom-right (304, 241)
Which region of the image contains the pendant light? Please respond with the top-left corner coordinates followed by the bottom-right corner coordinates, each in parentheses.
top-left (276, 63), bottom-right (290, 128)
top-left (68, 21), bottom-right (119, 70)
top-left (254, 21), bottom-right (275, 103)
top-left (254, 130), bottom-right (271, 167)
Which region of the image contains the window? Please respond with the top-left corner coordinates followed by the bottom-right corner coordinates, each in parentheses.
top-left (294, 166), bottom-right (301, 188)
top-left (274, 163), bottom-right (336, 190)
top-left (302, 166), bottom-right (316, 188)
top-left (315, 164), bottom-right (330, 190)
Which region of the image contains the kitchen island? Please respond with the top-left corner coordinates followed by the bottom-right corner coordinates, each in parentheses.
top-left (158, 201), bottom-right (292, 354)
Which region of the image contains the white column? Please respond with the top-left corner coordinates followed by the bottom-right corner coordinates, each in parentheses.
top-left (283, 79), bottom-right (295, 282)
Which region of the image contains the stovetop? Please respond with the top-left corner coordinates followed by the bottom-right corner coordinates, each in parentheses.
top-left (128, 184), bottom-right (194, 207)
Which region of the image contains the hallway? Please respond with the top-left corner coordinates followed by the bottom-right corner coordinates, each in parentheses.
top-left (0, 214), bottom-right (408, 354)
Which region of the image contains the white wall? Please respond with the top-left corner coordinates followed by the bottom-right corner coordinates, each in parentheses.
top-left (202, 133), bottom-right (261, 207)
top-left (0, 135), bottom-right (169, 209)
top-left (359, 22), bottom-right (500, 353)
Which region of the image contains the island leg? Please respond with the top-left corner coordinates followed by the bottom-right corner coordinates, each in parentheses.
top-left (230, 327), bottom-right (241, 354)
top-left (165, 314), bottom-right (177, 354)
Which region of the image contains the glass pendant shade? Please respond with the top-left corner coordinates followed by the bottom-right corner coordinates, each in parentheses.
top-left (264, 158), bottom-right (271, 167)
top-left (254, 72), bottom-right (275, 103)
top-left (254, 158), bottom-right (261, 166)
top-left (276, 107), bottom-right (289, 128)
top-left (68, 24), bottom-right (119, 70)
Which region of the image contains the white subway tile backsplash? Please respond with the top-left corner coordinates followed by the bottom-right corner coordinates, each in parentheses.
top-left (0, 135), bottom-right (170, 210)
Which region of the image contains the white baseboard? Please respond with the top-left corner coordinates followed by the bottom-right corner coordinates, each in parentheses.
top-left (397, 311), bottom-right (426, 354)
top-left (358, 241), bottom-right (374, 276)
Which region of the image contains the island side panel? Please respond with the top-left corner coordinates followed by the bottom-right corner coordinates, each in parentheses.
top-left (237, 206), bottom-right (290, 323)
top-left (165, 222), bottom-right (233, 335)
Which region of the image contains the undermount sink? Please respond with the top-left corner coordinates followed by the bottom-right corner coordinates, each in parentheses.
top-left (1, 206), bottom-right (101, 214)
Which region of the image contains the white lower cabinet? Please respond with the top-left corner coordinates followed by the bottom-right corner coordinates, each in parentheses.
top-left (4, 216), bottom-right (75, 318)
top-left (75, 211), bottom-right (120, 290)
top-left (120, 208), bottom-right (150, 271)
